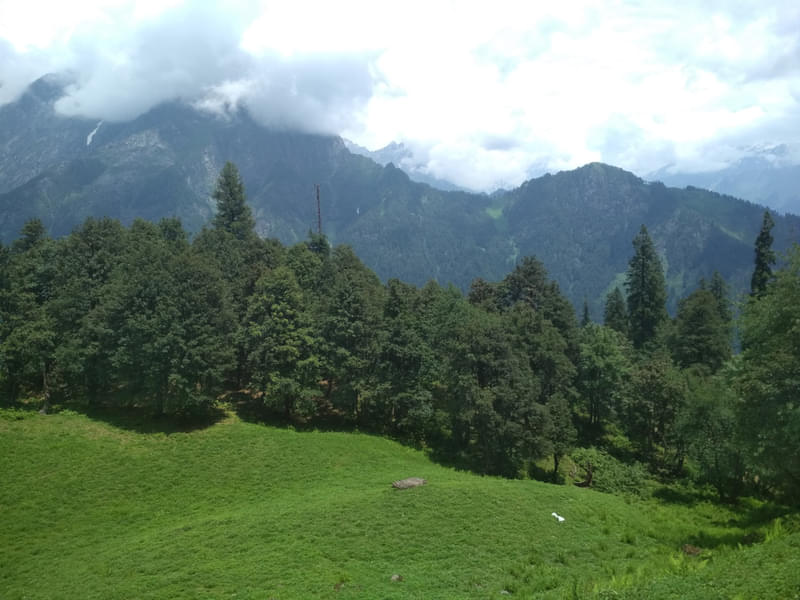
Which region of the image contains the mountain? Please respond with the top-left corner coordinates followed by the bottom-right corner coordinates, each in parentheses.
top-left (343, 139), bottom-right (468, 192)
top-left (650, 144), bottom-right (800, 215)
top-left (2, 76), bottom-right (798, 316)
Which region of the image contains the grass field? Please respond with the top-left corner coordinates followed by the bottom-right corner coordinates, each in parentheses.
top-left (1, 406), bottom-right (798, 599)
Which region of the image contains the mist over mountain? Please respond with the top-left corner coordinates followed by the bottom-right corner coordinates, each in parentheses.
top-left (2, 76), bottom-right (798, 317)
top-left (650, 144), bottom-right (800, 215)
top-left (342, 139), bottom-right (468, 192)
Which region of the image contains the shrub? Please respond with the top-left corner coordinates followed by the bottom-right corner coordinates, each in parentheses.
top-left (571, 447), bottom-right (649, 496)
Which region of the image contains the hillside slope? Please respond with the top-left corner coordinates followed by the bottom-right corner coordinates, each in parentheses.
top-left (1, 407), bottom-right (798, 599)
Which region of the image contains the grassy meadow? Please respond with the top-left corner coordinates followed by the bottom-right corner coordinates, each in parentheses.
top-left (1, 405), bottom-right (798, 599)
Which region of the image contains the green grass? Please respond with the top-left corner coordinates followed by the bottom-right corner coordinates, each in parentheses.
top-left (1, 406), bottom-right (798, 599)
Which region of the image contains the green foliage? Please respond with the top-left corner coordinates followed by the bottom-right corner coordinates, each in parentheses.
top-left (604, 286), bottom-right (629, 336)
top-left (211, 161), bottom-right (255, 241)
top-left (672, 285), bottom-right (731, 373)
top-left (677, 373), bottom-right (746, 502)
top-left (750, 209), bottom-right (776, 296)
top-left (244, 266), bottom-right (320, 419)
top-left (577, 324), bottom-right (632, 436)
top-left (1, 219), bottom-right (58, 407)
top-left (736, 244), bottom-right (800, 502)
top-left (625, 225), bottom-right (668, 349)
top-left (571, 447), bottom-right (649, 496)
top-left (623, 351), bottom-right (688, 468)
top-left (315, 245), bottom-right (385, 424)
top-left (0, 173), bottom-right (794, 517)
top-left (709, 270), bottom-right (732, 324)
top-left (103, 220), bottom-right (235, 414)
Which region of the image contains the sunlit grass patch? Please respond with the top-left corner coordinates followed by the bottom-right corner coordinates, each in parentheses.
top-left (0, 407), bottom-right (796, 599)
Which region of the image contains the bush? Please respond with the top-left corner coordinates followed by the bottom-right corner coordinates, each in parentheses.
top-left (571, 447), bottom-right (649, 496)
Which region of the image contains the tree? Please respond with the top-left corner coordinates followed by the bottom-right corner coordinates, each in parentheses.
top-left (506, 302), bottom-right (577, 478)
top-left (1, 220), bottom-right (58, 408)
top-left (709, 271), bottom-right (732, 325)
top-left (499, 256), bottom-right (579, 361)
top-left (672, 286), bottom-right (731, 373)
top-left (603, 287), bottom-right (628, 336)
top-left (581, 298), bottom-right (591, 327)
top-left (49, 218), bottom-right (128, 404)
top-left (625, 225), bottom-right (668, 349)
top-left (750, 210), bottom-right (775, 296)
top-left (577, 324), bottom-right (632, 437)
top-left (677, 374), bottom-right (745, 502)
top-left (372, 279), bottom-right (436, 437)
top-left (244, 266), bottom-right (320, 419)
top-left (623, 351), bottom-right (687, 467)
top-left (736, 244), bottom-right (800, 501)
top-left (103, 220), bottom-right (235, 414)
top-left (316, 246), bottom-right (385, 423)
top-left (212, 162), bottom-right (255, 241)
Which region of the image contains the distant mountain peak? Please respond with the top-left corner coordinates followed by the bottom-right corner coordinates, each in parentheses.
top-left (342, 138), bottom-right (468, 193)
top-left (648, 144), bottom-right (800, 214)
top-left (25, 73), bottom-right (72, 103)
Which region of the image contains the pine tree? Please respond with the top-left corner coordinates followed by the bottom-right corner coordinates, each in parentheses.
top-left (750, 210), bottom-right (775, 296)
top-left (603, 287), bottom-right (628, 336)
top-left (709, 271), bottom-right (732, 324)
top-left (737, 245), bottom-right (800, 501)
top-left (212, 162), bottom-right (255, 241)
top-left (625, 225), bottom-right (668, 349)
top-left (581, 298), bottom-right (591, 327)
top-left (673, 287), bottom-right (730, 373)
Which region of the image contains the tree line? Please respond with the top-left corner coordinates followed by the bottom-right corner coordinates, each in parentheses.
top-left (1, 162), bottom-right (797, 504)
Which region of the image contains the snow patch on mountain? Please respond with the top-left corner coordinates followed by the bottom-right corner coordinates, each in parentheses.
top-left (86, 121), bottom-right (103, 146)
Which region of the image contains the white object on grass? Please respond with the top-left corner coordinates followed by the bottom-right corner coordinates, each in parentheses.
top-left (551, 512), bottom-right (565, 522)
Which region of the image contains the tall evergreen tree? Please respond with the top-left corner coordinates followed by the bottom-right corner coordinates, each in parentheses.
top-left (212, 162), bottom-right (255, 241)
top-left (581, 298), bottom-right (591, 327)
top-left (709, 271), bottom-right (732, 324)
top-left (672, 287), bottom-right (731, 373)
top-left (625, 225), bottom-right (667, 349)
top-left (736, 244), bottom-right (800, 502)
top-left (244, 266), bottom-right (319, 419)
top-left (1, 219), bottom-right (58, 408)
top-left (750, 210), bottom-right (776, 296)
top-left (603, 287), bottom-right (628, 336)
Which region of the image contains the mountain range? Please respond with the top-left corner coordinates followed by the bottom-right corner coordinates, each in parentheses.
top-left (2, 75), bottom-right (798, 317)
top-left (650, 144), bottom-right (800, 216)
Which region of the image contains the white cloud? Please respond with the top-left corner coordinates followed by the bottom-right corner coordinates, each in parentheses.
top-left (1, 0), bottom-right (799, 189)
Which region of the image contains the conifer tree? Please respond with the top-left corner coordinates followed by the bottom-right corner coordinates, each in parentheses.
top-left (603, 287), bottom-right (628, 336)
top-left (673, 287), bottom-right (730, 373)
top-left (212, 162), bottom-right (255, 241)
top-left (750, 210), bottom-right (775, 296)
top-left (625, 225), bottom-right (667, 349)
top-left (581, 298), bottom-right (591, 327)
top-left (709, 271), bottom-right (732, 324)
top-left (737, 245), bottom-right (800, 501)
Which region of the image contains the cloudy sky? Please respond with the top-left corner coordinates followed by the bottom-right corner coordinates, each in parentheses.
top-left (1, 0), bottom-right (798, 190)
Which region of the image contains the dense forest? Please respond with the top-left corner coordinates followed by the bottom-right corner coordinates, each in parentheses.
top-left (2, 162), bottom-right (798, 506)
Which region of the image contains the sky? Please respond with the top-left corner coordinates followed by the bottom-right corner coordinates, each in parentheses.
top-left (1, 0), bottom-right (799, 191)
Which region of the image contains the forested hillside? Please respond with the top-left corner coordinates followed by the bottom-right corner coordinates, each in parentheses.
top-left (3, 163), bottom-right (799, 507)
top-left (1, 76), bottom-right (798, 316)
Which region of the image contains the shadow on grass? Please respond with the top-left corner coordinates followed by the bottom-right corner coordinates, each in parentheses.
top-left (2, 395), bottom-right (228, 434)
top-left (57, 402), bottom-right (225, 435)
top-left (653, 483), bottom-right (795, 550)
top-left (652, 485), bottom-right (716, 507)
top-left (231, 394), bottom-right (488, 476)
top-left (229, 393), bottom-right (359, 434)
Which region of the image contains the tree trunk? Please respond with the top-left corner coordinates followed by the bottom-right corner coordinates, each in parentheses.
top-left (39, 362), bottom-right (51, 414)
